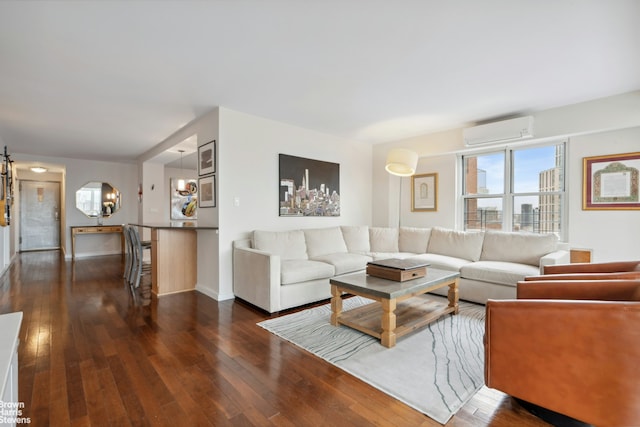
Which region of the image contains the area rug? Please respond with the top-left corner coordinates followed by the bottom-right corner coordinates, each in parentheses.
top-left (258, 295), bottom-right (485, 424)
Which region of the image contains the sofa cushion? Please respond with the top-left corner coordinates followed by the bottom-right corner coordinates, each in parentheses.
top-left (341, 226), bottom-right (371, 254)
top-left (461, 261), bottom-right (540, 286)
top-left (280, 259), bottom-right (335, 285)
top-left (427, 227), bottom-right (484, 261)
top-left (480, 230), bottom-right (558, 266)
top-left (399, 227), bottom-right (431, 254)
top-left (303, 227), bottom-right (348, 258)
top-left (312, 253), bottom-right (371, 275)
top-left (370, 227), bottom-right (399, 253)
top-left (408, 253), bottom-right (474, 272)
top-left (253, 230), bottom-right (308, 260)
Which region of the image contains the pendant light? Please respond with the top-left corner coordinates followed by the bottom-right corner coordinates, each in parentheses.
top-left (177, 150), bottom-right (186, 191)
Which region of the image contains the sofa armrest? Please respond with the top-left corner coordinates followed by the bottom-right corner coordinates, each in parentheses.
top-left (233, 245), bottom-right (281, 313)
top-left (485, 299), bottom-right (640, 426)
top-left (517, 279), bottom-right (640, 300)
top-left (538, 249), bottom-right (570, 273)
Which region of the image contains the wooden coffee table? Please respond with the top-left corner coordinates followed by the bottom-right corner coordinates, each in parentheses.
top-left (330, 268), bottom-right (460, 348)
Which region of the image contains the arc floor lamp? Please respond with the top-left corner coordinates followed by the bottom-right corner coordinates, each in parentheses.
top-left (385, 148), bottom-right (419, 226)
top-left (385, 148), bottom-right (418, 177)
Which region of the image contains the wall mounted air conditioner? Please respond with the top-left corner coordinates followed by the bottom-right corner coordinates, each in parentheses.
top-left (463, 116), bottom-right (534, 146)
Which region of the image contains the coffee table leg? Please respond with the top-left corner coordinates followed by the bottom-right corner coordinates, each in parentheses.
top-left (381, 298), bottom-right (397, 348)
top-left (330, 285), bottom-right (342, 326)
top-left (448, 279), bottom-right (459, 314)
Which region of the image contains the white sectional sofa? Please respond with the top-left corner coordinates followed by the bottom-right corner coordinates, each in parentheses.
top-left (232, 226), bottom-right (570, 313)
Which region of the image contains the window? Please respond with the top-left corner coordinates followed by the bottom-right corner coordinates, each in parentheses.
top-left (462, 142), bottom-right (566, 239)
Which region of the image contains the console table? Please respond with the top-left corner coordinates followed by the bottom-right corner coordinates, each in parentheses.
top-left (1, 311), bottom-right (23, 424)
top-left (70, 225), bottom-right (124, 259)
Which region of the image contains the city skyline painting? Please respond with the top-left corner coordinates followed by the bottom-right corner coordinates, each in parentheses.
top-left (279, 154), bottom-right (340, 216)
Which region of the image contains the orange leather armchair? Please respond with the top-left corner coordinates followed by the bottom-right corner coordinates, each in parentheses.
top-left (530, 260), bottom-right (640, 281)
top-left (485, 278), bottom-right (640, 427)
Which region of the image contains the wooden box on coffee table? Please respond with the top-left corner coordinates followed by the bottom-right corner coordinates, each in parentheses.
top-left (366, 258), bottom-right (429, 282)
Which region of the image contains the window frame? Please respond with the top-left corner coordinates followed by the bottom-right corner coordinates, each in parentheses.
top-left (459, 140), bottom-right (567, 240)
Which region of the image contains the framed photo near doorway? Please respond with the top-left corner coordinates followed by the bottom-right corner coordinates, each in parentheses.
top-left (170, 178), bottom-right (198, 220)
top-left (198, 140), bottom-right (216, 176)
top-left (198, 175), bottom-right (216, 208)
top-left (412, 173), bottom-right (438, 212)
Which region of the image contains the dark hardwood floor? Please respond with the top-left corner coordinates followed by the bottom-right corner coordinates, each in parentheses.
top-left (0, 251), bottom-right (551, 426)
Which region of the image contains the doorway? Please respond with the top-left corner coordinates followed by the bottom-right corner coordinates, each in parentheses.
top-left (19, 180), bottom-right (61, 251)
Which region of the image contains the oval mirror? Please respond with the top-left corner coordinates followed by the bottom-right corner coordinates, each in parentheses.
top-left (75, 182), bottom-right (121, 217)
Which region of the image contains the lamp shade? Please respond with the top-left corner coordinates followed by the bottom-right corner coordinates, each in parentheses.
top-left (385, 148), bottom-right (418, 176)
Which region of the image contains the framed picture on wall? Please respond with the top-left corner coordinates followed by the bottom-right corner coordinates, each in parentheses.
top-left (412, 173), bottom-right (438, 212)
top-left (278, 154), bottom-right (340, 216)
top-left (198, 140), bottom-right (216, 176)
top-left (583, 151), bottom-right (640, 210)
top-left (170, 178), bottom-right (198, 220)
top-left (199, 175), bottom-right (216, 208)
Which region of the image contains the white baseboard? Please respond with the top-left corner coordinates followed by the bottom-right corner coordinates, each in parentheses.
top-left (195, 284), bottom-right (235, 302)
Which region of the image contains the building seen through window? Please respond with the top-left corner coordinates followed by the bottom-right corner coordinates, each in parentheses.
top-left (462, 143), bottom-right (565, 239)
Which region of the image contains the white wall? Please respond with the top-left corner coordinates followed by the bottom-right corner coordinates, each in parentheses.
top-left (65, 158), bottom-right (138, 257)
top-left (403, 152), bottom-right (460, 229)
top-left (566, 127), bottom-right (640, 262)
top-left (373, 91), bottom-right (640, 262)
top-left (163, 166), bottom-right (197, 222)
top-left (6, 90), bottom-right (638, 295)
top-left (218, 107), bottom-right (373, 301)
top-left (138, 108), bottom-right (372, 301)
top-left (13, 153), bottom-right (138, 258)
top-left (138, 109), bottom-right (221, 299)
top-left (373, 128), bottom-right (462, 229)
top-left (8, 108), bottom-right (373, 303)
top-left (140, 162), bottom-right (165, 228)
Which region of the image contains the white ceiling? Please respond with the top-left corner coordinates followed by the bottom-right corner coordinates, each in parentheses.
top-left (1, 1), bottom-right (639, 168)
